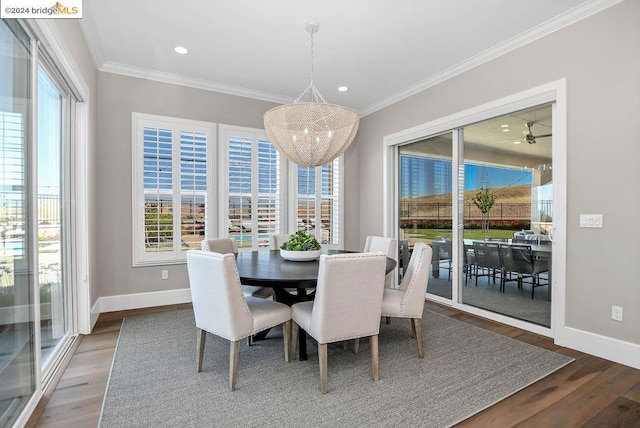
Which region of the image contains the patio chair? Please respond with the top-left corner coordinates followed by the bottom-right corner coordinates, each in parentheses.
top-left (500, 244), bottom-right (549, 298)
top-left (473, 241), bottom-right (503, 288)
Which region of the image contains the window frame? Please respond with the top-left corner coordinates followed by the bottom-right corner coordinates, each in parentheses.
top-left (131, 112), bottom-right (216, 266)
top-left (289, 157), bottom-right (344, 250)
top-left (218, 124), bottom-right (288, 250)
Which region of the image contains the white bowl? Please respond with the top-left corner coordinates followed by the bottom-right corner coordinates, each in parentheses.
top-left (280, 249), bottom-right (321, 261)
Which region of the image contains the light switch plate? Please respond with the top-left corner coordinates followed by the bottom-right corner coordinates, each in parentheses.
top-left (580, 214), bottom-right (603, 228)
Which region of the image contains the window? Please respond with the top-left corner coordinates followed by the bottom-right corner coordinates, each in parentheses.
top-left (133, 120), bottom-right (344, 260)
top-left (221, 125), bottom-right (283, 250)
top-left (132, 113), bottom-right (214, 265)
top-left (295, 157), bottom-right (343, 248)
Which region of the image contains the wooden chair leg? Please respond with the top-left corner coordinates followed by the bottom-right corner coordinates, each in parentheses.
top-left (291, 321), bottom-right (298, 360)
top-left (319, 343), bottom-right (328, 394)
top-left (354, 338), bottom-right (360, 354)
top-left (229, 340), bottom-right (240, 391)
top-left (413, 318), bottom-right (424, 358)
top-left (410, 318), bottom-right (416, 338)
top-left (196, 328), bottom-right (206, 372)
top-left (283, 320), bottom-right (291, 363)
top-left (385, 316), bottom-right (391, 325)
top-left (371, 334), bottom-right (379, 381)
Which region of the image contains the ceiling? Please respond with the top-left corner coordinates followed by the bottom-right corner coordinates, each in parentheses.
top-left (80, 0), bottom-right (607, 116)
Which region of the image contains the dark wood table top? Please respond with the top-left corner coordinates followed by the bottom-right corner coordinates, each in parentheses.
top-left (236, 249), bottom-right (397, 289)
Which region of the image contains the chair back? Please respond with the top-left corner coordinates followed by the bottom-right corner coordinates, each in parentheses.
top-left (396, 242), bottom-right (432, 317)
top-left (473, 241), bottom-right (502, 270)
top-left (501, 244), bottom-right (534, 275)
top-left (201, 237), bottom-right (238, 254)
top-left (186, 250), bottom-right (253, 341)
top-left (269, 234), bottom-right (291, 250)
top-left (310, 253), bottom-right (387, 343)
top-left (364, 236), bottom-right (398, 288)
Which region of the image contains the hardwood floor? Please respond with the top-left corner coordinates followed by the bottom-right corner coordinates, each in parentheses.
top-left (27, 301), bottom-right (640, 427)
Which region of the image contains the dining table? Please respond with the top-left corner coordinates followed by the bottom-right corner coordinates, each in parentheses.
top-left (236, 249), bottom-right (397, 360)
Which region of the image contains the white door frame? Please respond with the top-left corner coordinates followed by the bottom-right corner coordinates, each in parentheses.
top-left (382, 79), bottom-right (567, 339)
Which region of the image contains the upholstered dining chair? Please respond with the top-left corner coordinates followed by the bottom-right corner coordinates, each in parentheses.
top-left (269, 233), bottom-right (292, 250)
top-left (364, 236), bottom-right (398, 289)
top-left (290, 252), bottom-right (387, 394)
top-left (380, 242), bottom-right (432, 358)
top-left (201, 238), bottom-right (273, 299)
top-left (186, 250), bottom-right (292, 391)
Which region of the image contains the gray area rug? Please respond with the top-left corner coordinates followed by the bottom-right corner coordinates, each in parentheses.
top-left (99, 309), bottom-right (572, 427)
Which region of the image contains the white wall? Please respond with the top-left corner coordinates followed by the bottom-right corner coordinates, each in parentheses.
top-left (350, 0), bottom-right (640, 350)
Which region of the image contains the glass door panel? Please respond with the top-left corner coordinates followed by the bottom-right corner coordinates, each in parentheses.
top-left (461, 104), bottom-right (553, 327)
top-left (0, 20), bottom-right (36, 427)
top-left (37, 65), bottom-right (68, 367)
top-left (398, 132), bottom-right (453, 301)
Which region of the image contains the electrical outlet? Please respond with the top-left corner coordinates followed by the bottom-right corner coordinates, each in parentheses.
top-left (611, 305), bottom-right (623, 322)
top-left (161, 270), bottom-right (169, 280)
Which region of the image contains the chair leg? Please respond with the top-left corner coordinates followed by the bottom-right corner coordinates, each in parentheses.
top-left (385, 316), bottom-right (391, 325)
top-left (291, 321), bottom-right (298, 360)
top-left (371, 334), bottom-right (379, 381)
top-left (229, 340), bottom-right (240, 391)
top-left (283, 320), bottom-right (291, 363)
top-left (413, 318), bottom-right (424, 358)
top-left (196, 328), bottom-right (206, 372)
top-left (319, 343), bottom-right (328, 394)
top-left (354, 338), bottom-right (360, 354)
top-left (410, 318), bottom-right (416, 338)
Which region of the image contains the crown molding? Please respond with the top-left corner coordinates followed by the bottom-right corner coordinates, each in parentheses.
top-left (359, 0), bottom-right (624, 117)
top-left (100, 61), bottom-right (292, 105)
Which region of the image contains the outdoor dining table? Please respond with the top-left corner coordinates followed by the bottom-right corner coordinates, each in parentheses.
top-left (236, 249), bottom-right (397, 360)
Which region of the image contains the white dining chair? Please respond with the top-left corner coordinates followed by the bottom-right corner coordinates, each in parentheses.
top-left (364, 236), bottom-right (398, 289)
top-left (269, 233), bottom-right (291, 250)
top-left (201, 238), bottom-right (273, 299)
top-left (186, 250), bottom-right (291, 391)
top-left (380, 242), bottom-right (432, 358)
top-left (291, 252), bottom-right (387, 394)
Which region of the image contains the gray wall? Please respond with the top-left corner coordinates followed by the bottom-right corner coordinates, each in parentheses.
top-left (95, 73), bottom-right (288, 298)
top-left (351, 0), bottom-right (640, 344)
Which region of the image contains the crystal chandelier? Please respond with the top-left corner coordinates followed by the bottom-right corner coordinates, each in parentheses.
top-left (263, 21), bottom-right (359, 168)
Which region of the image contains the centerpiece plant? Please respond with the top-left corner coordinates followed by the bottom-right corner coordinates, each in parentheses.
top-left (281, 230), bottom-right (321, 251)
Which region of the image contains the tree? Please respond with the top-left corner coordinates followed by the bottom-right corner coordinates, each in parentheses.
top-left (472, 187), bottom-right (496, 235)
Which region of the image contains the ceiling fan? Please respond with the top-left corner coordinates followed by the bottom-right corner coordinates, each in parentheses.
top-left (522, 122), bottom-right (552, 144)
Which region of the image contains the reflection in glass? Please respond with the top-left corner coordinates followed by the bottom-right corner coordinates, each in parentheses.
top-left (37, 65), bottom-right (68, 367)
top-left (398, 133), bottom-right (453, 301)
top-left (0, 20), bottom-right (36, 426)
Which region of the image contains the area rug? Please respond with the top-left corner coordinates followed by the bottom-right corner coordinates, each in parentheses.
top-left (99, 309), bottom-right (572, 427)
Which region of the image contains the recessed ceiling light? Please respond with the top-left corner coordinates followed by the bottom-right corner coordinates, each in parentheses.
top-left (174, 46), bottom-right (188, 55)
top-left (513, 140), bottom-right (522, 144)
top-left (500, 124), bottom-right (509, 128)
top-left (502, 129), bottom-right (510, 132)
top-left (338, 86), bottom-right (348, 92)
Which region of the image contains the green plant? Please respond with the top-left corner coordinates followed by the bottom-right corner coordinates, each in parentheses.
top-left (281, 230), bottom-right (321, 251)
top-left (471, 187), bottom-right (496, 234)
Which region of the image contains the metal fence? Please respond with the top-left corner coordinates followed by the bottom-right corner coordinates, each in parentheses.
top-left (399, 200), bottom-right (553, 222)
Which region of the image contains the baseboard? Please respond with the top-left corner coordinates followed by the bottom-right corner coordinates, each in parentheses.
top-left (96, 288), bottom-right (192, 314)
top-left (557, 326), bottom-right (640, 370)
top-left (90, 299), bottom-right (101, 331)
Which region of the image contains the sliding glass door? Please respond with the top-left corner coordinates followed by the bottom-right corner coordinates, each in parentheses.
top-left (398, 133), bottom-right (453, 302)
top-left (0, 20), bottom-right (75, 425)
top-left (0, 20), bottom-right (37, 427)
top-left (395, 103), bottom-right (555, 330)
top-left (37, 64), bottom-right (70, 367)
top-left (462, 105), bottom-right (553, 327)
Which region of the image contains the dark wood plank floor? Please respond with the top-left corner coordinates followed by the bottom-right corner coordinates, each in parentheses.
top-left (27, 301), bottom-right (640, 427)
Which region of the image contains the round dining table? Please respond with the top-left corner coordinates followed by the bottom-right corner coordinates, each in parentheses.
top-left (236, 249), bottom-right (397, 360)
